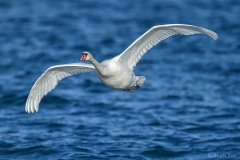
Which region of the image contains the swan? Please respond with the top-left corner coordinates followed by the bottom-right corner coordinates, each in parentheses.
top-left (25, 24), bottom-right (218, 113)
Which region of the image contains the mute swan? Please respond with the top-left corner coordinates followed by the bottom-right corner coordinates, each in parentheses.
top-left (25, 24), bottom-right (217, 113)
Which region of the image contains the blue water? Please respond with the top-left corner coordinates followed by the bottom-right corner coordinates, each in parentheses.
top-left (0, 0), bottom-right (240, 159)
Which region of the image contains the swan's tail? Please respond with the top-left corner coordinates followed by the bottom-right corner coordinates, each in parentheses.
top-left (136, 76), bottom-right (146, 87)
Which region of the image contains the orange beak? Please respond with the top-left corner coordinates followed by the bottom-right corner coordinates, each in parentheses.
top-left (80, 54), bottom-right (87, 60)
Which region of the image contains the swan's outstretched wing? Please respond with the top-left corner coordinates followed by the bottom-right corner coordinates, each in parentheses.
top-left (25, 63), bottom-right (95, 113)
top-left (118, 24), bottom-right (218, 70)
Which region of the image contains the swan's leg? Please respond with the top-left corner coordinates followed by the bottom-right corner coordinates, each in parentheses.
top-left (123, 89), bottom-right (134, 93)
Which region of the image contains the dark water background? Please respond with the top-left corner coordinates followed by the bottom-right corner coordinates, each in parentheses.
top-left (0, 0), bottom-right (240, 159)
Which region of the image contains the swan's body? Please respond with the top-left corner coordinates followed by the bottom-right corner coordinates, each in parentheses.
top-left (96, 58), bottom-right (145, 90)
top-left (26, 24), bottom-right (218, 113)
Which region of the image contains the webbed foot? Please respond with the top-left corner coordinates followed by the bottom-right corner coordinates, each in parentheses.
top-left (135, 84), bottom-right (141, 89)
top-left (123, 89), bottom-right (134, 93)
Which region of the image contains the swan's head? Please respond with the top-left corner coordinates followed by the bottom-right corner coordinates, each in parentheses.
top-left (80, 51), bottom-right (92, 61)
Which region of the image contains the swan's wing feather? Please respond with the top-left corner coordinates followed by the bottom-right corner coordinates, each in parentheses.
top-left (25, 63), bottom-right (95, 113)
top-left (118, 24), bottom-right (218, 69)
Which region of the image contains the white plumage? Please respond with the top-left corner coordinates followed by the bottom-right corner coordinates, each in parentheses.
top-left (26, 63), bottom-right (95, 113)
top-left (26, 24), bottom-right (217, 113)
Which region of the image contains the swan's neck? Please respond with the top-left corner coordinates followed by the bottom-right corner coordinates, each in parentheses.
top-left (89, 57), bottom-right (104, 74)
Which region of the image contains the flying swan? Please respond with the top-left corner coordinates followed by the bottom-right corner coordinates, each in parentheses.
top-left (25, 24), bottom-right (218, 113)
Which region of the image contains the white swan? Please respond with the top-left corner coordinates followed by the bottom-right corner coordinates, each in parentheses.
top-left (25, 24), bottom-right (218, 113)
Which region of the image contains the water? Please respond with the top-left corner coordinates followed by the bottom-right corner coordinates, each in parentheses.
top-left (0, 0), bottom-right (240, 159)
